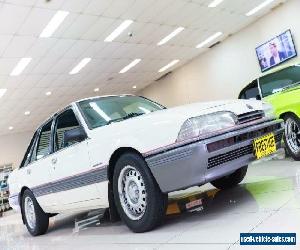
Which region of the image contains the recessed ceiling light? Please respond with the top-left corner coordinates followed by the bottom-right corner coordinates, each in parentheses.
top-left (208, 0), bottom-right (224, 8)
top-left (10, 58), bottom-right (32, 76)
top-left (69, 58), bottom-right (91, 75)
top-left (24, 111), bottom-right (31, 116)
top-left (157, 27), bottom-right (185, 46)
top-left (0, 89), bottom-right (7, 98)
top-left (132, 85), bottom-right (137, 89)
top-left (40, 10), bottom-right (69, 38)
top-left (104, 20), bottom-right (133, 42)
top-left (8, 126), bottom-right (13, 130)
top-left (196, 32), bottom-right (223, 48)
top-left (158, 60), bottom-right (179, 73)
top-left (94, 88), bottom-right (99, 92)
top-left (119, 59), bottom-right (141, 74)
top-left (45, 91), bottom-right (52, 96)
top-left (246, 0), bottom-right (275, 16)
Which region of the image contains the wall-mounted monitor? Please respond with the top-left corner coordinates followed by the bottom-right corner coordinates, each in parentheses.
top-left (256, 30), bottom-right (297, 72)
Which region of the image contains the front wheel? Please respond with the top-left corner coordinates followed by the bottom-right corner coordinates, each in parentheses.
top-left (210, 166), bottom-right (248, 190)
top-left (113, 153), bottom-right (168, 233)
top-left (284, 114), bottom-right (300, 161)
top-left (21, 189), bottom-right (49, 236)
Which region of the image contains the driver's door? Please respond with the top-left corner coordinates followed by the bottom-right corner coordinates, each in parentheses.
top-left (49, 108), bottom-right (102, 211)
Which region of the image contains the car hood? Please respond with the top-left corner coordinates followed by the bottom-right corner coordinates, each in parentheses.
top-left (88, 99), bottom-right (263, 152)
top-left (152, 99), bottom-right (261, 118)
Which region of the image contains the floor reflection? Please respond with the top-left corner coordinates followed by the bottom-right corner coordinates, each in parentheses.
top-left (1, 158), bottom-right (300, 250)
top-left (168, 174), bottom-right (300, 217)
top-left (70, 173), bottom-right (300, 232)
top-left (167, 186), bottom-right (257, 218)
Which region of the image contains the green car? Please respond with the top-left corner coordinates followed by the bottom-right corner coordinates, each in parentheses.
top-left (239, 63), bottom-right (300, 161)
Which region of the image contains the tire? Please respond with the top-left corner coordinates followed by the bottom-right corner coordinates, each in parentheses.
top-left (210, 166), bottom-right (248, 190)
top-left (283, 114), bottom-right (300, 161)
top-left (112, 152), bottom-right (168, 233)
top-left (21, 189), bottom-right (49, 236)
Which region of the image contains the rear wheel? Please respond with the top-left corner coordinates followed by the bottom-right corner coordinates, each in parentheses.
top-left (210, 166), bottom-right (248, 190)
top-left (284, 114), bottom-right (300, 161)
top-left (21, 189), bottom-right (49, 236)
top-left (113, 153), bottom-right (168, 233)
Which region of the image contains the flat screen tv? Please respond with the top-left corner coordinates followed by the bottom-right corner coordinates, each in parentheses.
top-left (256, 30), bottom-right (297, 72)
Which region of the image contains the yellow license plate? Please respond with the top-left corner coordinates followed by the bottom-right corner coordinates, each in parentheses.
top-left (253, 133), bottom-right (276, 159)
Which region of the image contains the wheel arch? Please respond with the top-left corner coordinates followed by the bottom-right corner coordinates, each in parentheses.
top-left (108, 147), bottom-right (144, 183)
top-left (279, 111), bottom-right (298, 120)
top-left (106, 147), bottom-right (145, 221)
top-left (18, 186), bottom-right (51, 224)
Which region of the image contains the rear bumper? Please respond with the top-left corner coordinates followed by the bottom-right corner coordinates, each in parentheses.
top-left (146, 119), bottom-right (284, 193)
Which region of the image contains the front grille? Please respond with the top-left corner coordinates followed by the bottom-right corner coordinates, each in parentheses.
top-left (207, 132), bottom-right (283, 169)
top-left (207, 123), bottom-right (282, 153)
top-left (208, 145), bottom-right (253, 169)
top-left (238, 110), bottom-right (264, 124)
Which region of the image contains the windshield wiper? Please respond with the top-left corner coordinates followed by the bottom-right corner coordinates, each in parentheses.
top-left (106, 112), bottom-right (144, 125)
top-left (282, 81), bottom-right (300, 91)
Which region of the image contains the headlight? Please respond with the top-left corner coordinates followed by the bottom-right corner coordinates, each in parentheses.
top-left (177, 111), bottom-right (237, 142)
top-left (262, 102), bottom-right (276, 119)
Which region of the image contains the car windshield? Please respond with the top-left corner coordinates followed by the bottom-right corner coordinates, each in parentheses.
top-left (78, 96), bottom-right (165, 129)
top-left (260, 65), bottom-right (300, 97)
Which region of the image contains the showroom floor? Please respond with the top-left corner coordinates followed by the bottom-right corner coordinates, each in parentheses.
top-left (1, 154), bottom-right (299, 250)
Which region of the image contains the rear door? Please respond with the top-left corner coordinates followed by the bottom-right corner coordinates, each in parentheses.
top-left (19, 119), bottom-right (58, 213)
top-left (49, 108), bottom-right (102, 212)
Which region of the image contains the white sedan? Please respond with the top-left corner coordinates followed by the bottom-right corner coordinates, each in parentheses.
top-left (8, 95), bottom-right (283, 236)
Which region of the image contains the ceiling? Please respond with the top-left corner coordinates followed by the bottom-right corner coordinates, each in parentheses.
top-left (0, 0), bottom-right (287, 135)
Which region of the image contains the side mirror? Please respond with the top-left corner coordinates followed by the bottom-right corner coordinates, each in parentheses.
top-left (256, 95), bottom-right (262, 100)
top-left (63, 127), bottom-right (86, 147)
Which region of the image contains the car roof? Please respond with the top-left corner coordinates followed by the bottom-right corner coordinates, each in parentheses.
top-left (73, 94), bottom-right (134, 104)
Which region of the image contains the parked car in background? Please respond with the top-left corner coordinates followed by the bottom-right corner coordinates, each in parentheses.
top-left (8, 95), bottom-right (283, 236)
top-left (239, 63), bottom-right (300, 160)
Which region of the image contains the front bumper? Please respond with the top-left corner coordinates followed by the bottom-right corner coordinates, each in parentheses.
top-left (146, 119), bottom-right (284, 193)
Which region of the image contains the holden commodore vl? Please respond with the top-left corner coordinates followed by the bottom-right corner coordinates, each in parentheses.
top-left (8, 95), bottom-right (284, 236)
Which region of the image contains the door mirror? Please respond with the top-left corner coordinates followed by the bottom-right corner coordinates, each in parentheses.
top-left (63, 127), bottom-right (86, 147)
top-left (256, 95), bottom-right (262, 100)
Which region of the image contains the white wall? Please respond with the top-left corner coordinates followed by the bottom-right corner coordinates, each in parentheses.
top-left (0, 131), bottom-right (33, 169)
top-left (140, 0), bottom-right (300, 107)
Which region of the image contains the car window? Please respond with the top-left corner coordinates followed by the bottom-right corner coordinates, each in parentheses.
top-left (79, 96), bottom-right (165, 129)
top-left (54, 109), bottom-right (82, 151)
top-left (34, 120), bottom-right (53, 161)
top-left (20, 132), bottom-right (38, 168)
top-left (260, 65), bottom-right (300, 97)
top-left (239, 80), bottom-right (260, 99)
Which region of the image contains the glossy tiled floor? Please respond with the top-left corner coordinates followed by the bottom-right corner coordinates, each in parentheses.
top-left (1, 155), bottom-right (300, 250)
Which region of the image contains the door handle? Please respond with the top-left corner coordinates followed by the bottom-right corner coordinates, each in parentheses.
top-left (52, 158), bottom-right (57, 165)
top-left (27, 169), bottom-right (31, 175)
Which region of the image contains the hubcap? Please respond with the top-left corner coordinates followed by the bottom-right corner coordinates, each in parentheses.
top-left (285, 118), bottom-right (300, 154)
top-left (24, 196), bottom-right (36, 229)
top-left (118, 165), bottom-right (147, 220)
